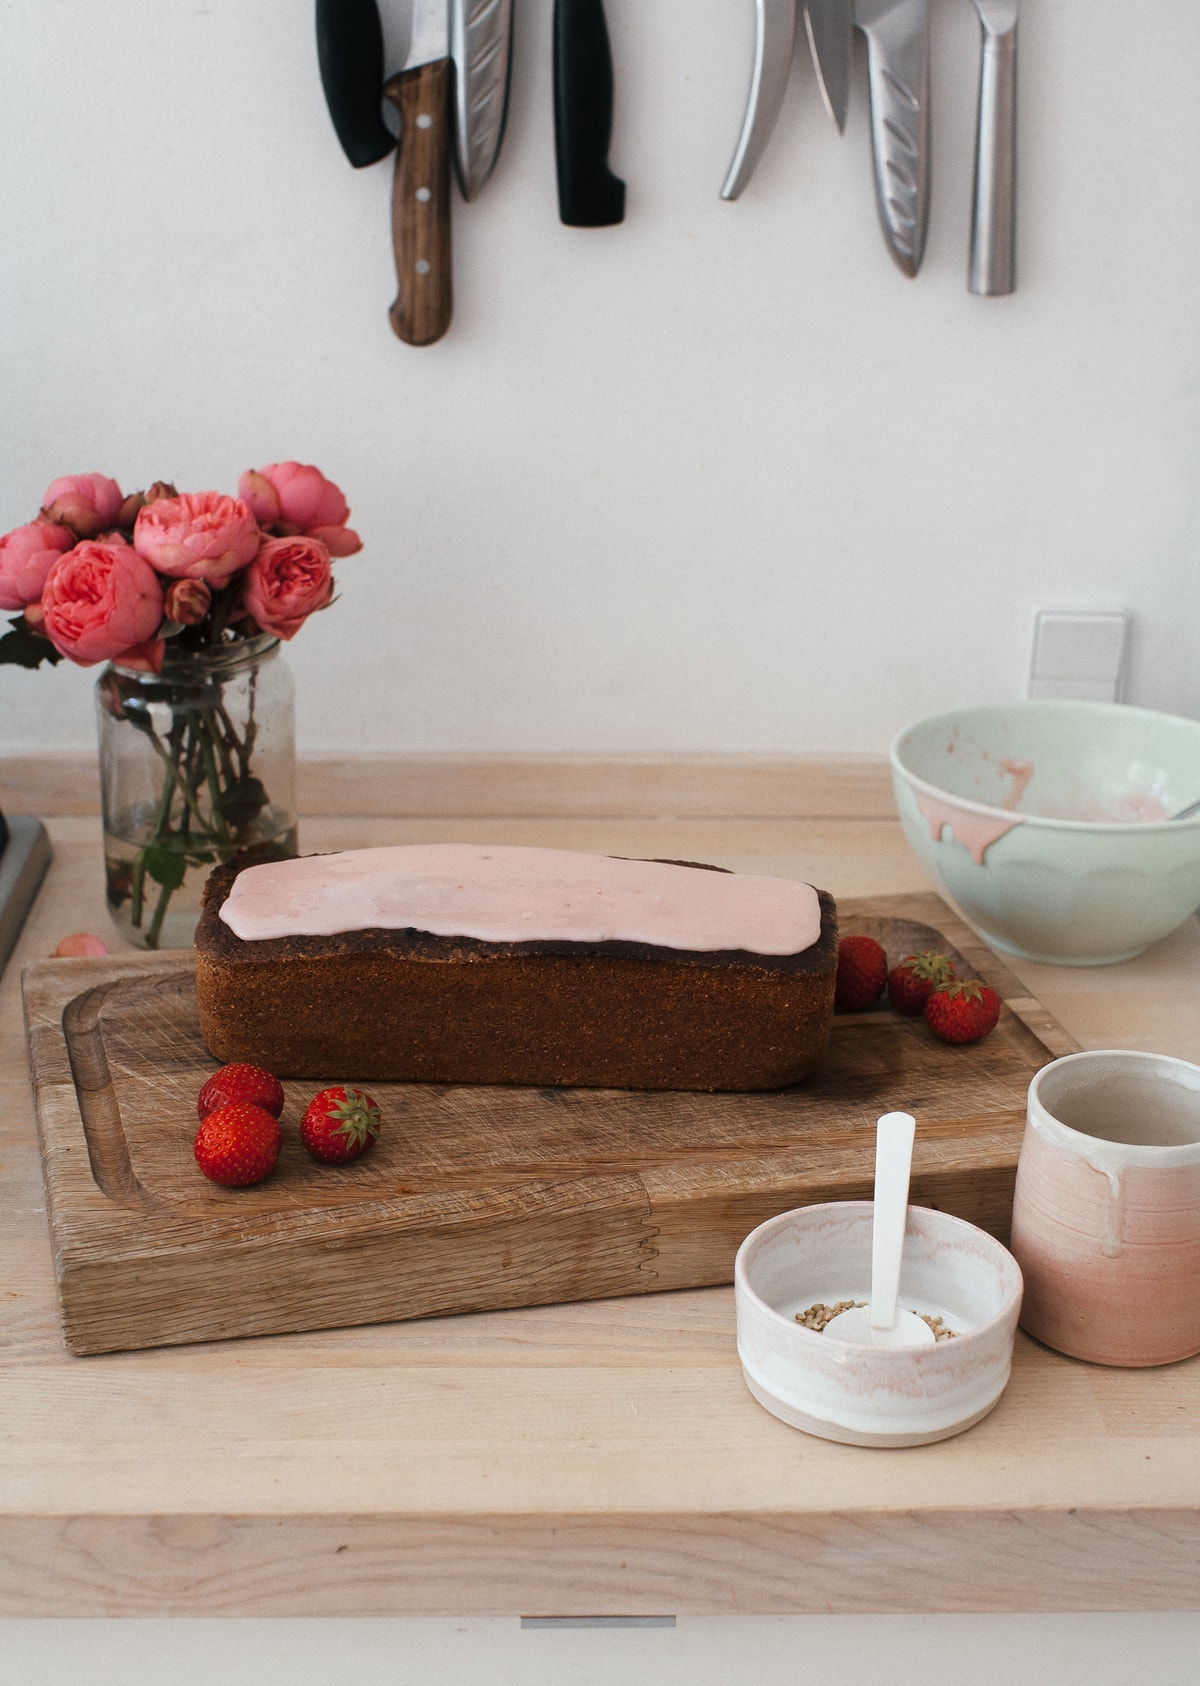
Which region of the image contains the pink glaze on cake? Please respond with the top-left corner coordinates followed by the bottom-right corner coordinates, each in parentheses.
top-left (218, 844), bottom-right (823, 955)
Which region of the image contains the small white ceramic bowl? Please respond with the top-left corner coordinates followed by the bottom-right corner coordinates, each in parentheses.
top-left (891, 700), bottom-right (1200, 965)
top-left (734, 1203), bottom-right (1023, 1447)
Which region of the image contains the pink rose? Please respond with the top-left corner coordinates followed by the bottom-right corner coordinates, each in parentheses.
top-left (42, 538), bottom-right (165, 666)
top-left (132, 491), bottom-right (260, 583)
top-left (240, 536), bottom-right (332, 640)
top-left (239, 463), bottom-right (362, 557)
top-left (0, 521), bottom-right (75, 609)
top-left (41, 474), bottom-right (124, 539)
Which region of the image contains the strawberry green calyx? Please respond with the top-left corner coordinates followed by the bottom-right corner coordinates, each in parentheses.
top-left (903, 951), bottom-right (956, 985)
top-left (327, 1090), bottom-right (381, 1148)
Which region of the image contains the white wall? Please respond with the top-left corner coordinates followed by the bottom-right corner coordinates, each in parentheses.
top-left (2, 0), bottom-right (1198, 756)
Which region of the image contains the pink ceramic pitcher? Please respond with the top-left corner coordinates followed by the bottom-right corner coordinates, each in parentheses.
top-left (1010, 1049), bottom-right (1200, 1367)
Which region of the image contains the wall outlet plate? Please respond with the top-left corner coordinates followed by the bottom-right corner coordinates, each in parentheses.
top-left (1028, 611), bottom-right (1128, 702)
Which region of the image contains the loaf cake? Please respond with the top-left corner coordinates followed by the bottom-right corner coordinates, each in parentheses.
top-left (194, 844), bottom-right (838, 1091)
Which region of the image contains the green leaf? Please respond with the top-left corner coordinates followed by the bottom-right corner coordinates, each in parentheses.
top-left (216, 776), bottom-right (268, 829)
top-left (0, 617), bottom-right (63, 669)
top-left (141, 844), bottom-right (188, 892)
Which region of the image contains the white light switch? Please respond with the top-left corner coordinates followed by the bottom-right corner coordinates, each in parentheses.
top-left (1029, 611), bottom-right (1128, 702)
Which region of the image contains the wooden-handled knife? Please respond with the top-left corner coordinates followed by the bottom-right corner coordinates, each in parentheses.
top-left (383, 0), bottom-right (454, 345)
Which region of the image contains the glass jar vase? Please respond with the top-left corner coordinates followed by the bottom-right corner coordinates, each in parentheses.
top-left (96, 634), bottom-right (298, 949)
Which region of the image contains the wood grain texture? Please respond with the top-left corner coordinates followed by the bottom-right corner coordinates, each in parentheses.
top-left (0, 753), bottom-right (895, 819)
top-left (5, 801), bottom-right (1200, 1619)
top-left (23, 893), bottom-right (1075, 1356)
top-left (3, 1508), bottom-right (1199, 1617)
top-left (384, 58), bottom-right (453, 345)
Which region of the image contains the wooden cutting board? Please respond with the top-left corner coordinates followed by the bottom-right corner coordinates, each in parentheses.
top-left (22, 892), bottom-right (1077, 1355)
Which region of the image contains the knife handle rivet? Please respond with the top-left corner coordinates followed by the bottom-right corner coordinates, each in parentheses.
top-left (415, 259), bottom-right (431, 275)
top-left (416, 113), bottom-right (433, 130)
top-left (415, 187), bottom-right (432, 203)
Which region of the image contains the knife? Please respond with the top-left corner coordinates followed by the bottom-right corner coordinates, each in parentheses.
top-left (452, 0), bottom-right (514, 202)
top-left (554, 0), bottom-right (625, 225)
top-left (854, 0), bottom-right (930, 277)
top-left (803, 0), bottom-right (853, 133)
top-left (967, 0), bottom-right (1017, 295)
top-left (382, 0), bottom-right (454, 345)
top-left (721, 0), bottom-right (797, 201)
top-left (315, 0), bottom-right (396, 168)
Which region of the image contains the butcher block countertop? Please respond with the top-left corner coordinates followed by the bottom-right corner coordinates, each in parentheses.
top-left (2, 754), bottom-right (1200, 1618)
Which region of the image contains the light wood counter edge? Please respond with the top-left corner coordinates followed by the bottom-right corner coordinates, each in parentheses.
top-left (0, 752), bottom-right (896, 820)
top-left (2, 1508), bottom-right (1199, 1617)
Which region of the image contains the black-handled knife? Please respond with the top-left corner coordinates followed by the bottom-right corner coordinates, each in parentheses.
top-left (553, 0), bottom-right (625, 226)
top-left (316, 0), bottom-right (395, 168)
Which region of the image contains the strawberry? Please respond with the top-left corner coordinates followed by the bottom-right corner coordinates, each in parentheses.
top-left (197, 1062), bottom-right (285, 1121)
top-left (301, 1085), bottom-right (382, 1165)
top-left (193, 1102), bottom-right (282, 1187)
top-left (924, 979), bottom-right (1001, 1045)
top-left (887, 950), bottom-right (957, 1015)
top-left (834, 934), bottom-right (889, 1011)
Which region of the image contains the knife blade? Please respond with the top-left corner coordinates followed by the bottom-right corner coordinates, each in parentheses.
top-left (382, 0), bottom-right (453, 345)
top-left (554, 0), bottom-right (626, 226)
top-left (803, 0), bottom-right (853, 133)
top-left (315, 0), bottom-right (396, 168)
top-left (452, 0), bottom-right (514, 202)
top-left (721, 0), bottom-right (797, 201)
top-left (967, 0), bottom-right (1017, 296)
top-left (854, 0), bottom-right (930, 277)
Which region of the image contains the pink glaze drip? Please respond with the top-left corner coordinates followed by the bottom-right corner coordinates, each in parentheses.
top-left (999, 758), bottom-right (1034, 806)
top-left (915, 794), bottom-right (1025, 866)
top-left (219, 844), bottom-right (823, 955)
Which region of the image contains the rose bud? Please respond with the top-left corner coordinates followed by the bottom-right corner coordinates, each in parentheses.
top-left (117, 491), bottom-right (147, 531)
top-left (22, 600), bottom-right (47, 634)
top-left (41, 474), bottom-right (124, 539)
top-left (143, 480), bottom-right (179, 504)
top-left (163, 577), bottom-right (212, 626)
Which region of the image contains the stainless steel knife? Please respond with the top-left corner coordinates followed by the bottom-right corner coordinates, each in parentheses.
top-left (721, 0), bottom-right (798, 201)
top-left (854, 0), bottom-right (930, 277)
top-left (382, 0), bottom-right (454, 345)
top-left (803, 0), bottom-right (853, 133)
top-left (967, 0), bottom-right (1017, 295)
top-left (451, 0), bottom-right (514, 202)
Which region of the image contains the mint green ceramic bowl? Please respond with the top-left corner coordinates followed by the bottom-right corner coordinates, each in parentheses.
top-left (890, 701), bottom-right (1200, 965)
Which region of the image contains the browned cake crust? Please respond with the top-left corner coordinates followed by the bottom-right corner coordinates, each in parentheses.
top-left (194, 859), bottom-right (839, 1091)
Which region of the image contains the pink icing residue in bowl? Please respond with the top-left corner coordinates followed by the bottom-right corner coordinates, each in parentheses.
top-left (1028, 788), bottom-right (1171, 824)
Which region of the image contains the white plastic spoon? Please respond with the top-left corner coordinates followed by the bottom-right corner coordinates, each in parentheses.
top-left (825, 1112), bottom-right (935, 1348)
